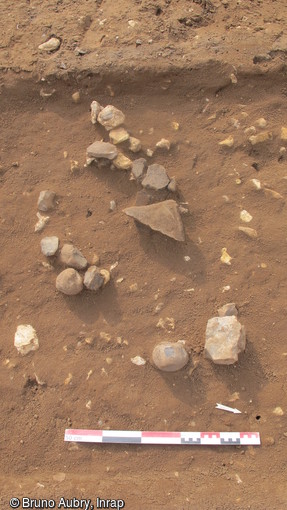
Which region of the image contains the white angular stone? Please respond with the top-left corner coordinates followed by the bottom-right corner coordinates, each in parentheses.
top-left (40, 236), bottom-right (59, 256)
top-left (34, 212), bottom-right (49, 233)
top-left (86, 141), bottom-right (117, 160)
top-left (156, 138), bottom-right (171, 150)
top-left (142, 164), bottom-right (170, 190)
top-left (38, 190), bottom-right (56, 212)
top-left (123, 200), bottom-right (185, 242)
top-left (38, 37), bottom-right (61, 52)
top-left (90, 101), bottom-right (103, 124)
top-left (14, 324), bottom-right (39, 355)
top-left (240, 209), bottom-right (253, 223)
top-left (59, 244), bottom-right (88, 270)
top-left (84, 266), bottom-right (104, 291)
top-left (152, 341), bottom-right (189, 372)
top-left (204, 316), bottom-right (246, 365)
top-left (98, 105), bottom-right (125, 130)
top-left (219, 136), bottom-right (234, 147)
top-left (56, 268), bottom-right (83, 295)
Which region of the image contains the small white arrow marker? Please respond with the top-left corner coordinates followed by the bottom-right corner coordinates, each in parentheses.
top-left (216, 403), bottom-right (241, 414)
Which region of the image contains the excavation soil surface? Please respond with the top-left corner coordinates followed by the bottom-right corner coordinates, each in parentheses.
top-left (1, 1), bottom-right (287, 509)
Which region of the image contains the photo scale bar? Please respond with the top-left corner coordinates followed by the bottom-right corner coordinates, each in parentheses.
top-left (64, 430), bottom-right (260, 446)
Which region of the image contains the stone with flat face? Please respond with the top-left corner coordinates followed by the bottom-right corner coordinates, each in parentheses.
top-left (204, 316), bottom-right (246, 365)
top-left (56, 268), bottom-right (83, 295)
top-left (84, 266), bottom-right (104, 291)
top-left (131, 158), bottom-right (147, 180)
top-left (123, 199), bottom-right (185, 241)
top-left (86, 141), bottom-right (118, 160)
top-left (142, 164), bottom-right (170, 190)
top-left (109, 127), bottom-right (129, 144)
top-left (59, 244), bottom-right (88, 270)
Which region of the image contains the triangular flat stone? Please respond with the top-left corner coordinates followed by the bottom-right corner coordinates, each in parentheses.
top-left (123, 200), bottom-right (185, 241)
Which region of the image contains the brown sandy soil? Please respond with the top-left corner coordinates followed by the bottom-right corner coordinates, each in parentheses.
top-left (1, 1), bottom-right (287, 509)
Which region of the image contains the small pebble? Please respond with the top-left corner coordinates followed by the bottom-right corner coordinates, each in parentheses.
top-left (244, 126), bottom-right (256, 136)
top-left (38, 190), bottom-right (56, 212)
top-left (219, 136), bottom-right (234, 147)
top-left (72, 91), bottom-right (80, 103)
top-left (90, 100), bottom-right (103, 124)
top-left (98, 105), bottom-right (125, 131)
top-left (273, 407), bottom-right (284, 416)
top-left (34, 212), bottom-right (49, 233)
top-left (240, 209), bottom-right (253, 222)
top-left (250, 178), bottom-right (261, 190)
top-left (167, 178), bottom-right (177, 192)
top-left (152, 341), bottom-right (189, 372)
top-left (156, 138), bottom-right (171, 150)
top-left (100, 269), bottom-right (110, 286)
top-left (131, 158), bottom-right (147, 180)
top-left (280, 127), bottom-right (287, 141)
top-left (249, 131), bottom-right (272, 145)
top-left (14, 324), bottom-right (39, 355)
top-left (109, 127), bottom-right (129, 145)
top-left (83, 266), bottom-right (104, 291)
top-left (40, 236), bottom-right (59, 256)
top-left (255, 117), bottom-right (267, 128)
top-left (221, 247), bottom-right (232, 265)
top-left (113, 153), bottom-right (132, 170)
top-left (238, 226), bottom-right (258, 239)
top-left (38, 37), bottom-right (61, 52)
top-left (131, 356), bottom-right (146, 366)
top-left (146, 148), bottom-right (154, 157)
top-left (59, 244), bottom-right (88, 270)
top-left (109, 200), bottom-right (116, 211)
top-left (56, 268), bottom-right (83, 295)
top-left (264, 188), bottom-right (284, 200)
top-left (171, 121), bottom-right (179, 131)
top-left (230, 73), bottom-right (237, 84)
top-left (129, 137), bottom-right (142, 153)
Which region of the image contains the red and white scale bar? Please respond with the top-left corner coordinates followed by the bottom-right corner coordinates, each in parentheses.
top-left (64, 430), bottom-right (260, 446)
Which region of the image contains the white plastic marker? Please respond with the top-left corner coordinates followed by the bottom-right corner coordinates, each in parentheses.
top-left (64, 429), bottom-right (260, 446)
top-left (216, 403), bottom-right (242, 414)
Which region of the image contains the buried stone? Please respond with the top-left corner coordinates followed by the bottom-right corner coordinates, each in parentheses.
top-left (204, 316), bottom-right (246, 365)
top-left (123, 199), bottom-right (185, 241)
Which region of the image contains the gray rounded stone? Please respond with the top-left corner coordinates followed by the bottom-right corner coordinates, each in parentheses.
top-left (152, 341), bottom-right (189, 372)
top-left (56, 268), bottom-right (83, 295)
top-left (84, 266), bottom-right (104, 291)
top-left (40, 236), bottom-right (59, 256)
top-left (59, 244), bottom-right (88, 270)
top-left (142, 164), bottom-right (170, 190)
